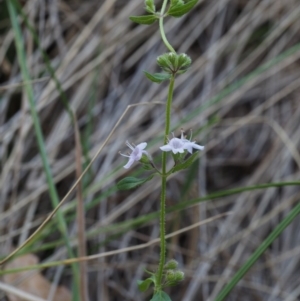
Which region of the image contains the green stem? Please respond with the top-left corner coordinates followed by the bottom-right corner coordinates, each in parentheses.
top-left (159, 0), bottom-right (176, 53)
top-left (164, 76), bottom-right (176, 145)
top-left (156, 76), bottom-right (176, 289)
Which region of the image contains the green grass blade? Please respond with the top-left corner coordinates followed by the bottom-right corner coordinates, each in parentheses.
top-left (10, 0), bottom-right (74, 119)
top-left (7, 1), bottom-right (80, 299)
top-left (215, 193), bottom-right (300, 300)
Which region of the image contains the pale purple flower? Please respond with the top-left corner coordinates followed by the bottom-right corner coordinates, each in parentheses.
top-left (160, 130), bottom-right (204, 154)
top-left (120, 141), bottom-right (148, 169)
top-left (180, 131), bottom-right (204, 154)
top-left (160, 137), bottom-right (186, 154)
top-left (183, 140), bottom-right (204, 153)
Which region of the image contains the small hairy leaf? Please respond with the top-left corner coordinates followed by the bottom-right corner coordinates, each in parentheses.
top-left (144, 71), bottom-right (172, 83)
top-left (117, 175), bottom-right (154, 190)
top-left (171, 152), bottom-right (199, 173)
top-left (137, 277), bottom-right (154, 292)
top-left (168, 0), bottom-right (199, 17)
top-left (129, 15), bottom-right (158, 25)
top-left (150, 291), bottom-right (172, 301)
top-left (145, 0), bottom-right (156, 13)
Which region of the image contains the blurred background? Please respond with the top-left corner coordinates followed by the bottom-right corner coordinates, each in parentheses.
top-left (0, 0), bottom-right (300, 300)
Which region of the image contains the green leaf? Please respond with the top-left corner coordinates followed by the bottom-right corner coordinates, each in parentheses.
top-left (176, 68), bottom-right (189, 75)
top-left (144, 71), bottom-right (172, 83)
top-left (171, 0), bottom-right (185, 5)
top-left (145, 0), bottom-right (156, 13)
top-left (150, 291), bottom-right (172, 301)
top-left (168, 0), bottom-right (199, 17)
top-left (171, 152), bottom-right (199, 173)
top-left (129, 15), bottom-right (158, 25)
top-left (142, 163), bottom-right (154, 171)
top-left (117, 175), bottom-right (154, 190)
top-left (137, 277), bottom-right (154, 292)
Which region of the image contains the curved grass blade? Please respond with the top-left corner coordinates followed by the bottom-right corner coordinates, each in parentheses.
top-left (6, 1), bottom-right (80, 299)
top-left (215, 191), bottom-right (300, 301)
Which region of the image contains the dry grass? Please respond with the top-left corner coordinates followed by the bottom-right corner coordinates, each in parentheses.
top-left (0, 0), bottom-right (300, 300)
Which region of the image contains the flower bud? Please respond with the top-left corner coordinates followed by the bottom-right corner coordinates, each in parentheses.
top-left (157, 52), bottom-right (192, 75)
top-left (174, 271), bottom-right (185, 282)
top-left (139, 153), bottom-right (151, 164)
top-left (139, 153), bottom-right (155, 170)
top-left (178, 53), bottom-right (191, 68)
top-left (167, 52), bottom-right (178, 69)
top-left (164, 259), bottom-right (178, 270)
top-left (165, 270), bottom-right (185, 287)
top-left (156, 53), bottom-right (172, 72)
top-left (166, 270), bottom-right (176, 282)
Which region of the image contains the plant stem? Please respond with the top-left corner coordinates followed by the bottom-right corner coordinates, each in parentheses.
top-left (157, 75), bottom-right (175, 289)
top-left (157, 3), bottom-right (176, 287)
top-left (159, 0), bottom-right (176, 53)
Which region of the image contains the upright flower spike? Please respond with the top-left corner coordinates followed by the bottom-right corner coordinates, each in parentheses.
top-left (120, 141), bottom-right (148, 169)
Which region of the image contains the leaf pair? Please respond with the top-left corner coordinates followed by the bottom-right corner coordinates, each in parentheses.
top-left (129, 0), bottom-right (199, 25)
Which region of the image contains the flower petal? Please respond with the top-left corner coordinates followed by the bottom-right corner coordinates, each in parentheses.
top-left (123, 157), bottom-right (135, 169)
top-left (160, 145), bottom-right (173, 152)
top-left (187, 147), bottom-right (193, 154)
top-left (183, 143), bottom-right (194, 154)
top-left (192, 143), bottom-right (204, 151)
top-left (134, 151), bottom-right (143, 161)
top-left (183, 141), bottom-right (204, 153)
top-left (137, 142), bottom-right (147, 150)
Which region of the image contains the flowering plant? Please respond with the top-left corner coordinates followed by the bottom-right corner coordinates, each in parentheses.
top-left (117, 1), bottom-right (202, 300)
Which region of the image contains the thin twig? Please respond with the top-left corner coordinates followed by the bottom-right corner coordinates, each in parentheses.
top-left (0, 101), bottom-right (164, 266)
top-left (1, 212), bottom-right (232, 274)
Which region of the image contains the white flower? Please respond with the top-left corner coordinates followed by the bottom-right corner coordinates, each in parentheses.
top-left (160, 137), bottom-right (186, 154)
top-left (183, 140), bottom-right (204, 153)
top-left (120, 141), bottom-right (148, 169)
top-left (180, 131), bottom-right (204, 154)
top-left (160, 130), bottom-right (204, 154)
